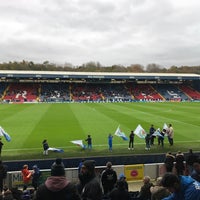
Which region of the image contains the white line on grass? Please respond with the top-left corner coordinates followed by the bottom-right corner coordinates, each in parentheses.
top-left (3, 140), bottom-right (200, 152)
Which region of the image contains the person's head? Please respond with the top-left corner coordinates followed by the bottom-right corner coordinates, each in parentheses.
top-left (42, 139), bottom-right (47, 143)
top-left (88, 135), bottom-right (90, 138)
top-left (143, 176), bottom-right (151, 184)
top-left (23, 165), bottom-right (28, 170)
top-left (155, 176), bottom-right (163, 186)
top-left (163, 129), bottom-right (166, 133)
top-left (51, 158), bottom-right (65, 176)
top-left (106, 161), bottom-right (112, 169)
top-left (169, 124), bottom-right (172, 127)
top-left (119, 173), bottom-right (126, 181)
top-left (81, 160), bottom-right (95, 176)
top-left (193, 162), bottom-right (200, 173)
top-left (161, 173), bottom-right (180, 193)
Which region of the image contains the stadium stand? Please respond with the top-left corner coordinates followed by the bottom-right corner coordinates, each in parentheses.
top-left (40, 82), bottom-right (70, 102)
top-left (127, 83), bottom-right (163, 101)
top-left (153, 84), bottom-right (189, 101)
top-left (3, 83), bottom-right (39, 102)
top-left (0, 71), bottom-right (199, 103)
top-left (178, 84), bottom-right (200, 100)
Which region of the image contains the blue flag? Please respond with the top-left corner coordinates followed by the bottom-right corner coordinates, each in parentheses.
top-left (114, 126), bottom-right (128, 141)
top-left (0, 126), bottom-right (11, 142)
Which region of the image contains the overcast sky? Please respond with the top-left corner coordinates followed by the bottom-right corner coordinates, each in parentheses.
top-left (1, 0), bottom-right (200, 68)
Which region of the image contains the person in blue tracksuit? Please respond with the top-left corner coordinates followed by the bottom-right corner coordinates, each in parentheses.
top-left (161, 173), bottom-right (200, 200)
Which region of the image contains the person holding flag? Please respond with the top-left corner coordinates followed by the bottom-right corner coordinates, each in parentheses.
top-left (128, 130), bottom-right (134, 150)
top-left (149, 124), bottom-right (156, 146)
top-left (157, 129), bottom-right (165, 147)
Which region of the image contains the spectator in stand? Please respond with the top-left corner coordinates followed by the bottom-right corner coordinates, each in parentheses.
top-left (85, 135), bottom-right (92, 150)
top-left (21, 165), bottom-right (32, 190)
top-left (32, 165), bottom-right (41, 190)
top-left (0, 160), bottom-right (7, 192)
top-left (186, 149), bottom-right (198, 175)
top-left (164, 152), bottom-right (175, 173)
top-left (150, 176), bottom-right (170, 200)
top-left (109, 179), bottom-right (130, 200)
top-left (78, 160), bottom-right (102, 200)
top-left (149, 125), bottom-right (156, 146)
top-left (175, 151), bottom-right (185, 175)
top-left (118, 173), bottom-right (128, 191)
top-left (108, 134), bottom-right (113, 152)
top-left (101, 161), bottom-right (117, 196)
top-left (161, 173), bottom-right (200, 200)
top-left (128, 130), bottom-right (134, 150)
top-left (35, 158), bottom-right (80, 200)
top-left (10, 186), bottom-right (23, 200)
top-left (191, 159), bottom-right (200, 182)
top-left (22, 185), bottom-right (31, 200)
top-left (42, 139), bottom-right (49, 156)
top-left (78, 158), bottom-right (85, 174)
top-left (167, 124), bottom-right (174, 146)
top-left (137, 176), bottom-right (154, 200)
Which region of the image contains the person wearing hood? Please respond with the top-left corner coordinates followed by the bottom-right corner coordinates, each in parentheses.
top-left (78, 160), bottom-right (102, 200)
top-left (161, 173), bottom-right (200, 200)
top-left (35, 158), bottom-right (80, 200)
top-left (31, 165), bottom-right (41, 190)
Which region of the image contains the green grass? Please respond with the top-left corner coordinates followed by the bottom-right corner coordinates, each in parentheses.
top-left (0, 102), bottom-right (199, 161)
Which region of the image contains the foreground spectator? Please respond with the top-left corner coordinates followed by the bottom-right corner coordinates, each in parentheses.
top-left (161, 173), bottom-right (200, 200)
top-left (101, 161), bottom-right (117, 196)
top-left (32, 165), bottom-right (41, 190)
top-left (78, 160), bottom-right (102, 200)
top-left (186, 149), bottom-right (198, 175)
top-left (0, 160), bottom-right (7, 192)
top-left (21, 165), bottom-right (32, 190)
top-left (191, 160), bottom-right (200, 182)
top-left (150, 176), bottom-right (170, 200)
top-left (175, 151), bottom-right (185, 175)
top-left (137, 176), bottom-right (154, 200)
top-left (164, 152), bottom-right (175, 172)
top-left (118, 173), bottom-right (128, 191)
top-left (109, 180), bottom-right (130, 200)
top-left (35, 158), bottom-right (80, 200)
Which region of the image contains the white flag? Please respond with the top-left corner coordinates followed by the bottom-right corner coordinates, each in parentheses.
top-left (71, 140), bottom-right (85, 148)
top-left (134, 124), bottom-right (147, 139)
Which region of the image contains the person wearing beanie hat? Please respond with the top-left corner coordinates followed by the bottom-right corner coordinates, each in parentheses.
top-left (78, 160), bottom-right (102, 200)
top-left (101, 161), bottom-right (117, 195)
top-left (35, 158), bottom-right (80, 200)
top-left (51, 158), bottom-right (65, 176)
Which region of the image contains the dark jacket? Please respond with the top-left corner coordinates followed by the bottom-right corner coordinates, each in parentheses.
top-left (101, 168), bottom-right (117, 193)
top-left (138, 182), bottom-right (154, 200)
top-left (81, 176), bottom-right (102, 200)
top-left (35, 176), bottom-right (80, 200)
top-left (109, 180), bottom-right (130, 200)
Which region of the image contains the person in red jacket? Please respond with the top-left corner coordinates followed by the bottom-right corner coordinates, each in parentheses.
top-left (21, 164), bottom-right (32, 190)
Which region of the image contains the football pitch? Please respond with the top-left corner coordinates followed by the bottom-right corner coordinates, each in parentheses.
top-left (0, 102), bottom-right (199, 161)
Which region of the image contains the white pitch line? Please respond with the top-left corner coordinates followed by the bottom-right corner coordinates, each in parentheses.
top-left (3, 140), bottom-right (200, 152)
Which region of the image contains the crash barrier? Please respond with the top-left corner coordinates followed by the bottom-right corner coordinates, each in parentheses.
top-left (5, 163), bottom-right (166, 189)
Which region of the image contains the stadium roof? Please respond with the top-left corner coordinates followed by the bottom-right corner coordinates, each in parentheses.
top-left (0, 70), bottom-right (199, 81)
